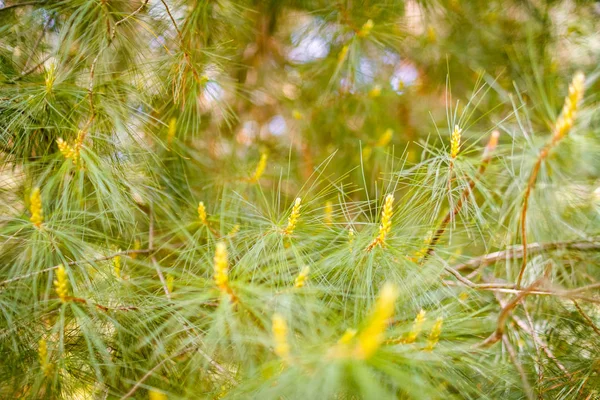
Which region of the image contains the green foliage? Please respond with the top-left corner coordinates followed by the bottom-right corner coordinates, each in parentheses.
top-left (1, 0), bottom-right (599, 399)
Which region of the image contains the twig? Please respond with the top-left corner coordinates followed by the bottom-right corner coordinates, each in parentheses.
top-left (572, 300), bottom-right (600, 337)
top-left (518, 143), bottom-right (552, 288)
top-left (489, 283), bottom-right (570, 376)
top-left (502, 335), bottom-right (536, 400)
top-left (158, 0), bottom-right (202, 83)
top-left (424, 130), bottom-right (499, 259)
top-left (517, 68), bottom-right (586, 287)
top-left (444, 263), bottom-right (514, 289)
top-left (453, 238), bottom-right (600, 273)
top-left (512, 312), bottom-right (570, 376)
top-left (443, 278), bottom-right (600, 304)
top-left (67, 296), bottom-right (138, 312)
top-left (477, 279), bottom-right (542, 348)
top-left (0, 249), bottom-right (150, 286)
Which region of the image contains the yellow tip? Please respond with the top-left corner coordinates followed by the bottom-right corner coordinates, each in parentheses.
top-left (355, 282), bottom-right (399, 359)
top-left (294, 266), bottom-right (310, 288)
top-left (425, 317), bottom-right (444, 351)
top-left (198, 201), bottom-right (207, 225)
top-left (358, 19), bottom-right (374, 37)
top-left (213, 242), bottom-right (228, 292)
top-left (53, 264), bottom-right (69, 303)
top-left (450, 125), bottom-right (462, 158)
top-left (272, 313), bottom-right (290, 362)
top-left (283, 197), bottom-right (302, 236)
top-left (29, 187), bottom-right (43, 227)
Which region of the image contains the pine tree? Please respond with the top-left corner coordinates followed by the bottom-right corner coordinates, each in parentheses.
top-left (0, 1), bottom-right (599, 399)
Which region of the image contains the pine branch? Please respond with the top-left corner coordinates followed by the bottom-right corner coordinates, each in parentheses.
top-left (0, 249), bottom-right (150, 286)
top-left (424, 130), bottom-right (499, 259)
top-left (452, 238), bottom-right (600, 274)
top-left (477, 279), bottom-right (542, 348)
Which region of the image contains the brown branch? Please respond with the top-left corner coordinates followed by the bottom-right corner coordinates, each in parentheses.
top-left (518, 144), bottom-right (551, 288)
top-left (572, 300), bottom-right (600, 337)
top-left (443, 278), bottom-right (600, 304)
top-left (487, 281), bottom-right (570, 377)
top-left (424, 130), bottom-right (499, 259)
top-left (477, 279), bottom-right (542, 348)
top-left (453, 238), bottom-right (600, 273)
top-left (0, 249), bottom-right (150, 286)
top-left (158, 0), bottom-right (203, 83)
top-left (511, 313), bottom-right (570, 376)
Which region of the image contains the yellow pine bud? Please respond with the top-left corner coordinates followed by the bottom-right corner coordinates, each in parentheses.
top-left (329, 327), bottom-right (357, 359)
top-left (409, 231), bottom-right (433, 262)
top-left (324, 201), bottom-right (333, 226)
top-left (292, 109), bottom-right (304, 120)
top-left (198, 201), bottom-right (207, 225)
top-left (251, 153), bottom-right (268, 183)
top-left (553, 72), bottom-right (585, 141)
top-left (213, 242), bottom-right (229, 293)
top-left (272, 313), bottom-right (290, 362)
top-left (355, 283), bottom-right (399, 359)
top-left (376, 129), bottom-right (393, 147)
top-left (29, 187), bottom-right (43, 227)
top-left (348, 227), bottom-right (355, 253)
top-left (378, 194), bottom-right (394, 243)
top-left (228, 224), bottom-right (240, 237)
top-left (367, 194), bottom-right (394, 251)
top-left (148, 390), bottom-right (168, 400)
top-left (74, 129), bottom-right (84, 149)
top-left (45, 62), bottom-right (56, 93)
top-left (166, 273), bottom-right (174, 293)
top-left (362, 146), bottom-right (372, 161)
top-left (358, 19), bottom-right (374, 37)
top-left (368, 85), bottom-right (382, 98)
top-left (56, 132), bottom-right (83, 164)
top-left (294, 266), bottom-right (310, 288)
top-left (131, 239), bottom-right (141, 259)
top-left (425, 317), bottom-right (444, 351)
top-left (338, 45), bottom-right (349, 64)
top-left (167, 117), bottom-right (177, 147)
top-left (113, 252), bottom-right (121, 278)
top-left (338, 328), bottom-right (357, 345)
top-left (56, 138), bottom-right (75, 159)
top-left (53, 264), bottom-right (69, 303)
top-left (404, 309), bottom-right (426, 344)
top-left (427, 26), bottom-right (436, 42)
top-left (450, 124), bottom-right (462, 158)
top-left (38, 339), bottom-right (52, 377)
top-left (283, 197), bottom-right (302, 236)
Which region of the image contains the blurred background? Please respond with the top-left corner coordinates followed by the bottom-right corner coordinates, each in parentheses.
top-left (2, 0), bottom-right (599, 196)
